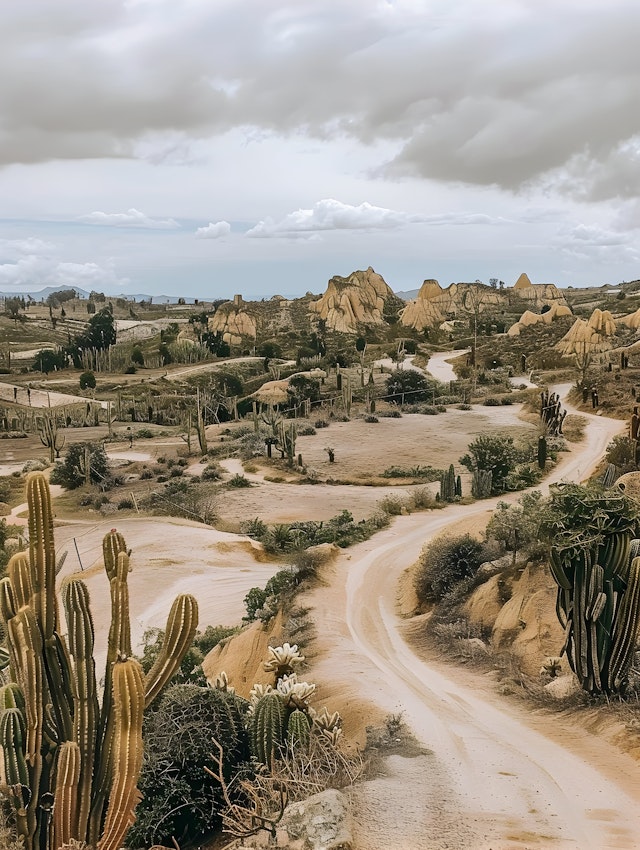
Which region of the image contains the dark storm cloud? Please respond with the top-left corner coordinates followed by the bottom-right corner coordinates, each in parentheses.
top-left (1, 1), bottom-right (639, 200)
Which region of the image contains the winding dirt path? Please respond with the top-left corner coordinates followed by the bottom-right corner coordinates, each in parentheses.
top-left (308, 390), bottom-right (635, 849)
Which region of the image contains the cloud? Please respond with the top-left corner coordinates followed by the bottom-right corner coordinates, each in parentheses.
top-left (246, 199), bottom-right (508, 237)
top-left (553, 223), bottom-right (639, 262)
top-left (0, 253), bottom-right (127, 291)
top-left (0, 237), bottom-right (56, 258)
top-left (79, 208), bottom-right (179, 228)
top-left (1, 1), bottom-right (639, 203)
top-left (195, 220), bottom-right (231, 239)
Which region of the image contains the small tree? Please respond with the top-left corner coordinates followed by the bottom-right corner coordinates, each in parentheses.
top-left (460, 434), bottom-right (519, 494)
top-left (384, 370), bottom-right (437, 405)
top-left (50, 441), bottom-right (110, 489)
top-left (79, 369), bottom-right (96, 390)
top-left (414, 534), bottom-right (487, 604)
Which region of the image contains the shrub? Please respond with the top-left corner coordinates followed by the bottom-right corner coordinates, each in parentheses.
top-left (457, 403), bottom-right (472, 411)
top-left (79, 370), bottom-right (96, 390)
top-left (128, 685), bottom-right (250, 849)
top-left (378, 495), bottom-right (406, 515)
top-left (314, 419), bottom-right (329, 429)
top-left (459, 434), bottom-right (519, 495)
top-left (298, 425), bottom-right (317, 436)
top-left (415, 534), bottom-right (488, 604)
top-left (486, 491), bottom-right (547, 554)
top-left (384, 370), bottom-right (439, 405)
top-left (227, 473), bottom-right (251, 488)
top-left (117, 498), bottom-right (134, 510)
top-left (363, 415), bottom-right (379, 423)
top-left (483, 397), bottom-right (500, 406)
top-left (202, 462), bottom-right (222, 481)
top-left (50, 441), bottom-right (110, 490)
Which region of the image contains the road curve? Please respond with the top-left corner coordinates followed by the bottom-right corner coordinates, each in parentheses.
top-left (311, 389), bottom-right (636, 848)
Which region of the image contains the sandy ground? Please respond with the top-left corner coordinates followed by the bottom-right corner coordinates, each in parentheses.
top-left (52, 517), bottom-right (279, 666)
top-left (303, 388), bottom-right (634, 849)
top-left (0, 379), bottom-right (108, 409)
top-left (217, 405), bottom-right (537, 525)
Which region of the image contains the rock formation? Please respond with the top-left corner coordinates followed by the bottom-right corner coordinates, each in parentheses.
top-left (618, 307), bottom-right (640, 330)
top-left (208, 295), bottom-right (258, 345)
top-left (309, 267), bottom-right (403, 334)
top-left (555, 308), bottom-right (617, 357)
top-left (398, 279), bottom-right (445, 330)
top-left (506, 302), bottom-right (573, 336)
top-left (511, 272), bottom-right (567, 309)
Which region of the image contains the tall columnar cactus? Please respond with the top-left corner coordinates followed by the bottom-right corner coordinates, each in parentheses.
top-left (37, 411), bottom-right (65, 462)
top-left (0, 473), bottom-right (199, 850)
top-left (540, 389), bottom-right (566, 437)
top-left (341, 376), bottom-right (352, 419)
top-left (546, 484), bottom-right (640, 694)
top-left (537, 435), bottom-right (547, 470)
top-left (278, 422), bottom-right (297, 468)
top-left (471, 468), bottom-right (492, 499)
top-left (439, 464), bottom-right (456, 502)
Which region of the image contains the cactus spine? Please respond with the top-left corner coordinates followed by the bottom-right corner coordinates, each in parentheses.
top-left (0, 473), bottom-right (199, 850)
top-left (250, 691), bottom-right (287, 766)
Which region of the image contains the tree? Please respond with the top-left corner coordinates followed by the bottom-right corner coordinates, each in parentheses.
top-left (131, 345), bottom-right (145, 366)
top-left (459, 434), bottom-right (519, 494)
top-left (384, 370), bottom-right (437, 405)
top-left (79, 370), bottom-right (96, 390)
top-left (34, 348), bottom-right (66, 373)
top-left (5, 297), bottom-right (22, 323)
top-left (50, 441), bottom-right (110, 489)
top-left (287, 375), bottom-right (320, 409)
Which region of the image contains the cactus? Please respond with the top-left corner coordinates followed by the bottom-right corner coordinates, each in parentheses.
top-left (540, 389), bottom-right (566, 436)
top-left (537, 435), bottom-right (547, 470)
top-left (0, 473), bottom-right (198, 850)
top-left (278, 421), bottom-right (297, 467)
top-left (547, 484), bottom-right (640, 694)
top-left (439, 464), bottom-right (456, 502)
top-left (341, 376), bottom-right (352, 418)
top-left (37, 411), bottom-right (65, 462)
top-left (287, 709), bottom-right (311, 749)
top-left (250, 691), bottom-right (287, 766)
top-left (471, 468), bottom-right (492, 499)
top-left (601, 462), bottom-right (618, 488)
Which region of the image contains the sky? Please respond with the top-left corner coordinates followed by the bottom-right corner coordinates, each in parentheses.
top-left (1, 0), bottom-right (640, 301)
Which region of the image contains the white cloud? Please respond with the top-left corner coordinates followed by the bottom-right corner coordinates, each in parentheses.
top-left (246, 199), bottom-right (508, 238)
top-left (247, 199), bottom-right (419, 238)
top-left (0, 253), bottom-right (128, 291)
top-left (79, 208), bottom-right (179, 229)
top-left (0, 237), bottom-right (56, 259)
top-left (195, 220), bottom-right (231, 239)
top-left (553, 223), bottom-right (639, 262)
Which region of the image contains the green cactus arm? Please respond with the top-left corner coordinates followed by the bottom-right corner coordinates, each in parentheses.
top-left (96, 659), bottom-right (145, 850)
top-left (63, 579), bottom-right (100, 839)
top-left (7, 553), bottom-right (32, 610)
top-left (0, 576), bottom-right (17, 622)
top-left (52, 741), bottom-right (81, 849)
top-left (102, 529), bottom-right (128, 583)
top-left (144, 594), bottom-right (198, 709)
top-left (608, 556), bottom-right (640, 691)
top-left (0, 683), bottom-right (25, 712)
top-left (26, 473), bottom-right (57, 641)
top-left (0, 707), bottom-right (30, 840)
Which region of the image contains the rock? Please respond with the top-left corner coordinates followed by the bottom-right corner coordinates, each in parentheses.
top-left (544, 674), bottom-right (581, 700)
top-left (310, 267), bottom-right (402, 334)
top-left (458, 637), bottom-right (490, 656)
top-left (208, 298), bottom-right (258, 343)
top-left (275, 789), bottom-right (352, 850)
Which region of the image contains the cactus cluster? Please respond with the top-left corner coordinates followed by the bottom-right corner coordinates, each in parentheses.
top-left (219, 642), bottom-right (342, 768)
top-left (546, 484), bottom-right (640, 694)
top-left (540, 389), bottom-right (566, 436)
top-left (439, 464), bottom-right (461, 502)
top-left (36, 411), bottom-right (65, 463)
top-left (278, 422), bottom-right (297, 467)
top-left (0, 473), bottom-right (198, 850)
top-left (471, 468), bottom-right (492, 499)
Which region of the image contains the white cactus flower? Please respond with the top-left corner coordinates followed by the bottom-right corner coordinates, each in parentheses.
top-left (263, 642), bottom-right (305, 674)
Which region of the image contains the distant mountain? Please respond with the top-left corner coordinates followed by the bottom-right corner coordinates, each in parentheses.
top-left (0, 285), bottom-right (91, 301)
top-left (395, 289), bottom-right (419, 301)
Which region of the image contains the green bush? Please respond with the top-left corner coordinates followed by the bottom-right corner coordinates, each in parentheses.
top-left (415, 534), bottom-right (488, 604)
top-left (459, 434), bottom-right (519, 495)
top-left (50, 441), bottom-right (110, 490)
top-left (79, 370), bottom-right (96, 389)
top-left (128, 685), bottom-right (250, 849)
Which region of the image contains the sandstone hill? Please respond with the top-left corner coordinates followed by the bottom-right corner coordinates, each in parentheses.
top-left (309, 266), bottom-right (404, 334)
top-left (399, 273), bottom-right (567, 333)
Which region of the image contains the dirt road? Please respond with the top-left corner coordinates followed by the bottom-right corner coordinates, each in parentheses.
top-left (309, 390), bottom-right (637, 849)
